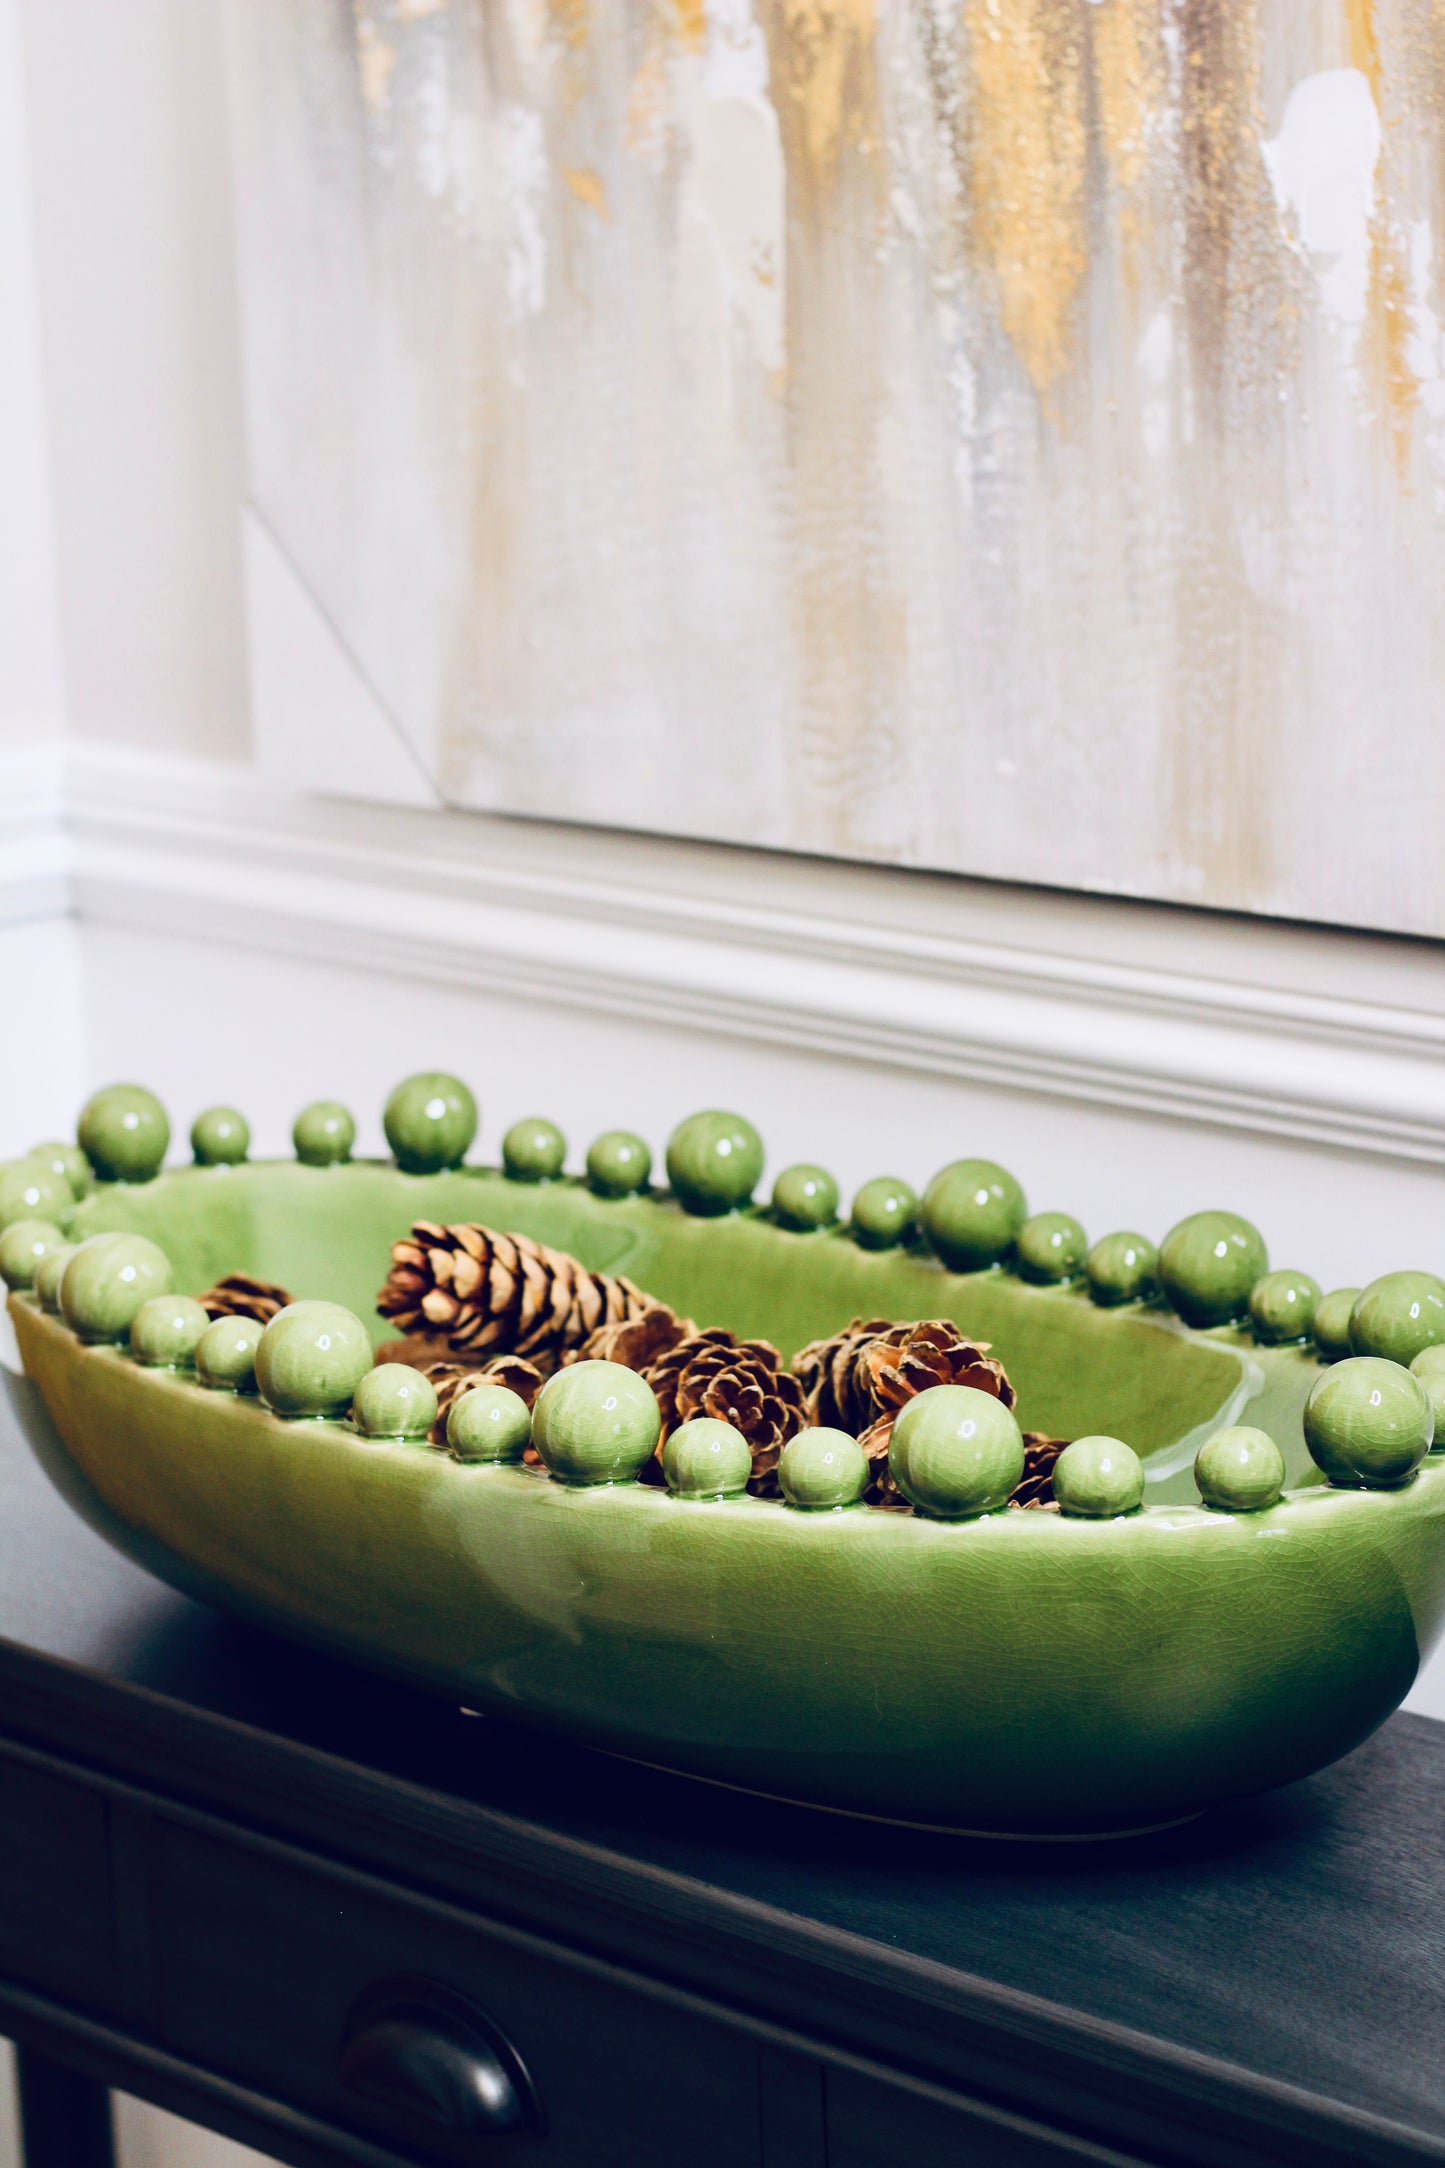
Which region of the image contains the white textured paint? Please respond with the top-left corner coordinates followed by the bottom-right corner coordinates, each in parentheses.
top-left (1263, 69), bottom-right (1379, 341)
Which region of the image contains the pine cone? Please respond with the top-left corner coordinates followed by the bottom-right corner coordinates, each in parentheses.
top-left (570, 1304), bottom-right (695, 1371)
top-left (377, 1222), bottom-right (653, 1370)
top-left (424, 1357), bottom-right (547, 1452)
top-left (796, 1316), bottom-right (1017, 1509)
top-left (1011, 1433), bottom-right (1067, 1510)
top-left (199, 1273), bottom-right (294, 1326)
top-left (642, 1329), bottom-right (807, 1496)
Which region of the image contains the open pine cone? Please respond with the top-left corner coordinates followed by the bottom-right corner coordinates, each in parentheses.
top-left (422, 1356), bottom-right (549, 1452)
top-left (377, 1222), bottom-right (653, 1371)
top-left (198, 1273), bottom-right (294, 1326)
top-left (570, 1304), bottom-right (696, 1372)
top-left (639, 1328), bottom-right (807, 1496)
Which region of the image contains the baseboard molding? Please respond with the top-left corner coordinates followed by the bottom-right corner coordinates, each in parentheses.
top-left (0, 746), bottom-right (68, 928)
top-left (48, 745), bottom-right (1445, 1169)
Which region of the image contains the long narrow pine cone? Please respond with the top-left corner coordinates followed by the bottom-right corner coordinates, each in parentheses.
top-left (796, 1316), bottom-right (1018, 1510)
top-left (377, 1222), bottom-right (653, 1371)
top-left (641, 1329), bottom-right (807, 1496)
top-left (198, 1273), bottom-right (295, 1326)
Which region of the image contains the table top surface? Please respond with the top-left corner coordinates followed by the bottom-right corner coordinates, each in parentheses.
top-left (2, 1375), bottom-right (1443, 2165)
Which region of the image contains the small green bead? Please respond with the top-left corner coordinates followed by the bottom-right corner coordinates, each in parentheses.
top-left (771, 1164), bottom-right (839, 1232)
top-left (1410, 1346), bottom-right (1445, 1448)
top-left (190, 1106), bottom-right (250, 1167)
top-left (778, 1427), bottom-right (869, 1510)
top-left (0, 1219), bottom-right (67, 1292)
top-left (1085, 1231), bottom-right (1158, 1308)
top-left (1015, 1211), bottom-right (1088, 1285)
top-left (447, 1382), bottom-right (533, 1463)
top-left (920, 1160), bottom-right (1027, 1273)
top-left (1349, 1271), bottom-right (1445, 1366)
top-left (665, 1110), bottom-right (764, 1217)
top-left (29, 1141), bottom-right (92, 1201)
top-left (888, 1385), bottom-right (1025, 1519)
top-left (663, 1418), bottom-right (753, 1499)
top-left (1195, 1426), bottom-right (1286, 1512)
top-left (60, 1234), bottom-right (173, 1343)
top-left (1312, 1287), bottom-right (1360, 1362)
top-left (351, 1363), bottom-right (438, 1440)
top-left (383, 1072), bottom-right (478, 1175)
top-left (34, 1245), bottom-right (79, 1312)
top-left (0, 1157), bottom-right (74, 1233)
top-left (255, 1300), bottom-right (374, 1418)
top-left (532, 1360), bottom-right (661, 1485)
top-left (130, 1295), bottom-right (211, 1369)
top-left (293, 1101), bottom-right (356, 1167)
top-left (1304, 1357), bottom-right (1433, 1488)
top-left (586, 1130), bottom-right (652, 1198)
top-left (502, 1118), bottom-right (567, 1183)
top-left (195, 1315), bottom-right (263, 1392)
top-left (1249, 1269), bottom-right (1321, 1347)
top-left (849, 1177), bottom-right (918, 1251)
top-left (1158, 1211), bottom-right (1268, 1328)
top-left (1052, 1435), bottom-right (1144, 1517)
top-left (77, 1084), bottom-right (170, 1184)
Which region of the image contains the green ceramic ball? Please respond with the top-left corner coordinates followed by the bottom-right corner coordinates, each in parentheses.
top-left (195, 1315), bottom-right (262, 1392)
top-left (77, 1084), bottom-right (170, 1184)
top-left (1051, 1435), bottom-right (1144, 1517)
top-left (771, 1164), bottom-right (839, 1232)
top-left (888, 1385), bottom-right (1025, 1520)
top-left (665, 1110), bottom-right (764, 1217)
top-left (1248, 1269), bottom-right (1321, 1347)
top-left (29, 1141), bottom-right (92, 1201)
top-left (1348, 1271), bottom-right (1445, 1366)
top-left (255, 1301), bottom-right (374, 1419)
top-left (60, 1234), bottom-right (173, 1344)
top-left (1304, 1357), bottom-right (1433, 1489)
top-left (1085, 1231), bottom-right (1158, 1308)
top-left (778, 1428), bottom-right (869, 1510)
top-left (532, 1360), bottom-right (661, 1485)
top-left (383, 1072), bottom-right (478, 1175)
top-left (1157, 1211), bottom-right (1268, 1328)
top-left (0, 1219), bottom-right (67, 1292)
top-left (849, 1177), bottom-right (918, 1251)
top-left (1016, 1211), bottom-right (1087, 1285)
top-left (920, 1160), bottom-right (1027, 1273)
top-left (1313, 1287), bottom-right (1361, 1362)
top-left (34, 1245), bottom-right (79, 1312)
top-left (190, 1106), bottom-right (250, 1167)
top-left (0, 1157), bottom-right (73, 1233)
top-left (292, 1101), bottom-right (356, 1167)
top-left (663, 1418), bottom-right (753, 1500)
top-left (1195, 1426), bottom-right (1286, 1512)
top-left (447, 1382), bottom-right (533, 1464)
top-left (502, 1118), bottom-right (566, 1184)
top-left (1410, 1346), bottom-right (1445, 1448)
top-left (586, 1130), bottom-right (652, 1198)
top-left (351, 1364), bottom-right (438, 1440)
top-left (129, 1295), bottom-right (211, 1369)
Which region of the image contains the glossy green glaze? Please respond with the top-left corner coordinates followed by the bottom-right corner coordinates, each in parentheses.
top-left (1411, 1346), bottom-right (1445, 1447)
top-left (60, 1234), bottom-right (172, 1344)
top-left (190, 1107), bottom-right (250, 1167)
top-left (0, 1220), bottom-right (67, 1293)
top-left (532, 1361), bottom-right (660, 1485)
top-left (1349, 1273), bottom-right (1445, 1366)
top-left (889, 1385), bottom-right (1024, 1519)
top-left (1314, 1288), bottom-right (1360, 1362)
top-left (1159, 1211), bottom-right (1268, 1328)
top-left (778, 1428), bottom-right (868, 1510)
top-left (34, 1246), bottom-right (77, 1312)
top-left (1085, 1231), bottom-right (1158, 1308)
top-left (383, 1073), bottom-right (477, 1175)
top-left (195, 1315), bottom-right (261, 1393)
top-left (849, 1177), bottom-right (917, 1251)
top-left (665, 1112), bottom-right (764, 1217)
top-left (255, 1301), bottom-right (373, 1418)
top-left (1249, 1270), bottom-right (1321, 1347)
top-left (585, 1131), bottom-right (652, 1198)
top-left (1052, 1436), bottom-right (1143, 1517)
top-left (77, 1085), bottom-right (169, 1184)
top-left (771, 1164), bottom-right (839, 1232)
top-left (292, 1102), bottom-right (356, 1167)
top-left (448, 1382), bottom-right (531, 1464)
top-left (921, 1160), bottom-right (1026, 1272)
top-left (663, 1418), bottom-right (752, 1500)
top-left (1305, 1359), bottom-right (1433, 1489)
top-left (0, 1158), bottom-right (73, 1235)
top-left (30, 1142), bottom-right (92, 1202)
top-left (129, 1295), bottom-right (210, 1370)
top-left (1016, 1212), bottom-right (1087, 1285)
top-left (502, 1118), bottom-right (566, 1184)
top-left (352, 1363), bottom-right (437, 1440)
top-left (1196, 1427), bottom-right (1286, 1513)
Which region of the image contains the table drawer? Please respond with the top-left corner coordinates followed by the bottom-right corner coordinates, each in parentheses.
top-left (826, 2067), bottom-right (1152, 2168)
top-left (0, 1748), bottom-right (115, 2006)
top-left (147, 1820), bottom-right (763, 2168)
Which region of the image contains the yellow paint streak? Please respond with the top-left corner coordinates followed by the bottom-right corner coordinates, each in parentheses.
top-left (1345, 0), bottom-right (1384, 101)
top-left (964, 0), bottom-right (1088, 400)
top-left (766, 0), bottom-right (878, 192)
top-left (562, 164), bottom-right (611, 217)
top-left (670, 0), bottom-right (708, 52)
top-left (1090, 0), bottom-right (1167, 287)
top-left (549, 0), bottom-right (591, 51)
top-left (1348, 0), bottom-right (1418, 476)
top-left (351, 5), bottom-right (396, 112)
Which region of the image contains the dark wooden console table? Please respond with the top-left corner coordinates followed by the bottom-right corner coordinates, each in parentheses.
top-left (2, 1390), bottom-right (1444, 2168)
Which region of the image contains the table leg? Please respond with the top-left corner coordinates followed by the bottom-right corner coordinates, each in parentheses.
top-left (14, 2050), bottom-right (115, 2168)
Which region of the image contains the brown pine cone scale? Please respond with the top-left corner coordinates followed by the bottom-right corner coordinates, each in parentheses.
top-left (198, 1274), bottom-right (295, 1326)
top-left (378, 1221), bottom-right (655, 1372)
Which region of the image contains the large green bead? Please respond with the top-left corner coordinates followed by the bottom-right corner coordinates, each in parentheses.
top-left (1304, 1357), bottom-right (1433, 1488)
top-left (34, 1245), bottom-right (79, 1312)
top-left (190, 1106), bottom-right (250, 1166)
top-left (293, 1101), bottom-right (356, 1167)
top-left (383, 1073), bottom-right (478, 1175)
top-left (130, 1295), bottom-right (211, 1369)
top-left (29, 1141), bottom-right (92, 1201)
top-left (1195, 1426), bottom-right (1286, 1512)
top-left (60, 1234), bottom-right (172, 1343)
top-left (255, 1301), bottom-right (374, 1418)
top-left (1052, 1435), bottom-right (1143, 1517)
top-left (77, 1084), bottom-right (170, 1183)
top-left (1312, 1287), bottom-right (1360, 1362)
top-left (195, 1315), bottom-right (263, 1392)
top-left (1411, 1346), bottom-right (1445, 1448)
top-left (665, 1111), bottom-right (764, 1217)
top-left (503, 1118), bottom-right (566, 1184)
top-left (1015, 1211), bottom-right (1087, 1285)
top-left (1248, 1269), bottom-right (1321, 1347)
top-left (447, 1382), bottom-right (532, 1464)
top-left (663, 1418), bottom-right (752, 1500)
top-left (778, 1428), bottom-right (868, 1510)
top-left (352, 1364), bottom-right (437, 1440)
top-left (1157, 1211), bottom-right (1268, 1328)
top-left (0, 1158), bottom-right (73, 1233)
top-left (532, 1360), bottom-right (661, 1485)
top-left (1085, 1231), bottom-right (1158, 1308)
top-left (888, 1385), bottom-right (1024, 1519)
top-left (1348, 1272), bottom-right (1445, 1366)
top-left (771, 1164), bottom-right (839, 1232)
top-left (920, 1160), bottom-right (1026, 1272)
top-left (0, 1219), bottom-right (67, 1292)
top-left (849, 1177), bottom-right (918, 1251)
top-left (586, 1130), bottom-right (652, 1198)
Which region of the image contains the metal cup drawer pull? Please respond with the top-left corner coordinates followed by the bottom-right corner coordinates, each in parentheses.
top-left (338, 1977), bottom-right (539, 2138)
